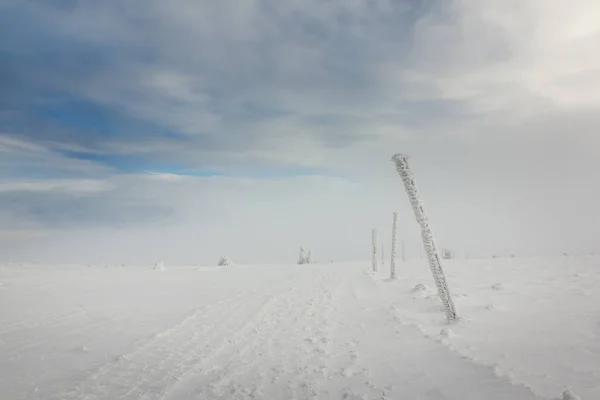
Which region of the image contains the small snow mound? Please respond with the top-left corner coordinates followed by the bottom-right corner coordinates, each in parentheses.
top-left (491, 364), bottom-right (517, 382)
top-left (561, 390), bottom-right (582, 400)
top-left (217, 256), bottom-right (232, 267)
top-left (411, 284), bottom-right (434, 298)
top-left (440, 328), bottom-right (455, 338)
top-left (115, 354), bottom-right (132, 362)
top-left (74, 345), bottom-right (89, 353)
top-left (412, 283), bottom-right (431, 293)
top-left (153, 261), bottom-right (165, 271)
top-left (491, 283), bottom-right (505, 291)
top-left (492, 364), bottom-right (504, 377)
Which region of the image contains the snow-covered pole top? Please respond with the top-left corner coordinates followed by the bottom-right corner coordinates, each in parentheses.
top-left (391, 153), bottom-right (409, 163)
top-left (391, 154), bottom-right (427, 228)
top-left (391, 154), bottom-right (412, 181)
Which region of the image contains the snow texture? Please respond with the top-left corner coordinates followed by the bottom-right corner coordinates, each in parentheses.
top-left (392, 153), bottom-right (458, 322)
top-left (560, 390), bottom-right (582, 400)
top-left (0, 257), bottom-right (596, 400)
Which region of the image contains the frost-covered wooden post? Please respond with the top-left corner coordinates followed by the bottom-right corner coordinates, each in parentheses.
top-left (372, 229), bottom-right (379, 272)
top-left (402, 238), bottom-right (406, 262)
top-left (390, 212), bottom-right (399, 279)
top-left (391, 154), bottom-right (458, 322)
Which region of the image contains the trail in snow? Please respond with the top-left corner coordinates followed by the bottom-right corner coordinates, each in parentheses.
top-left (324, 270), bottom-right (543, 400)
top-left (42, 265), bottom-right (545, 400)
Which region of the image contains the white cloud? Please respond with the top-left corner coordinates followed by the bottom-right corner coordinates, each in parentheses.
top-left (0, 179), bottom-right (112, 193)
top-left (0, 134), bottom-right (113, 177)
top-left (3, 0), bottom-right (600, 263)
top-left (400, 0), bottom-right (600, 113)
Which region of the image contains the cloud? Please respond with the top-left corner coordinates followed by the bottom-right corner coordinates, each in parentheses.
top-left (6, 0), bottom-right (600, 158)
top-left (0, 179), bottom-right (111, 194)
top-left (1, 1), bottom-right (421, 162)
top-left (2, 0), bottom-right (600, 263)
top-left (0, 134), bottom-right (112, 179)
top-left (405, 0), bottom-right (600, 113)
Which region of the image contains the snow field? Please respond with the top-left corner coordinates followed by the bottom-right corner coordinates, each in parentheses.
top-left (0, 257), bottom-right (597, 399)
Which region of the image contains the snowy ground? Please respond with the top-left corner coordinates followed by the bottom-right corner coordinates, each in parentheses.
top-left (1, 257), bottom-right (598, 400)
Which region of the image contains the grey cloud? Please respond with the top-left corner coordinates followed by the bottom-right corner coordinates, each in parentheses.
top-left (0, 190), bottom-right (173, 230)
top-left (1, 0), bottom-right (443, 160)
top-left (3, 0), bottom-right (600, 263)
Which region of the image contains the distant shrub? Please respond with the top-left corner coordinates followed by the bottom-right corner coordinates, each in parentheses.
top-left (441, 248), bottom-right (454, 260)
top-left (298, 247), bottom-right (314, 264)
top-left (218, 256), bottom-right (231, 267)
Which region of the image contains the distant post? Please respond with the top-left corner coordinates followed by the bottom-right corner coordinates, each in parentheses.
top-left (390, 212), bottom-right (399, 279)
top-left (372, 229), bottom-right (379, 272)
top-left (391, 154), bottom-right (458, 322)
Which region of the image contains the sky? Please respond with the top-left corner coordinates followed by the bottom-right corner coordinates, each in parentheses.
top-left (1, 0), bottom-right (600, 265)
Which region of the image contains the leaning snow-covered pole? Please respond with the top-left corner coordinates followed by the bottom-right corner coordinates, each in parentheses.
top-left (390, 212), bottom-right (399, 279)
top-left (372, 229), bottom-right (379, 272)
top-left (391, 154), bottom-right (458, 321)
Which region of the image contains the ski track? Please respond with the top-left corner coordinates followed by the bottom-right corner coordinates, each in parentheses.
top-left (54, 290), bottom-right (266, 400)
top-left (28, 265), bottom-right (555, 400)
top-left (164, 272), bottom-right (340, 400)
top-left (317, 271), bottom-right (546, 400)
